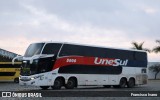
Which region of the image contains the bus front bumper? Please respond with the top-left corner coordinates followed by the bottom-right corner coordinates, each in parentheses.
top-left (19, 76), bottom-right (37, 86)
top-left (19, 75), bottom-right (54, 86)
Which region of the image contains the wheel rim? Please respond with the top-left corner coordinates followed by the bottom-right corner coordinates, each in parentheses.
top-left (55, 80), bottom-right (61, 87)
top-left (129, 79), bottom-right (135, 87)
top-left (66, 79), bottom-right (75, 89)
top-left (68, 81), bottom-right (73, 87)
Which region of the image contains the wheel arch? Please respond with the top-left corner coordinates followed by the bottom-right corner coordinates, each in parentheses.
top-left (55, 76), bottom-right (65, 86)
top-left (67, 76), bottom-right (78, 87)
top-left (120, 77), bottom-right (127, 81)
top-left (127, 77), bottom-right (136, 88)
top-left (128, 77), bottom-right (135, 84)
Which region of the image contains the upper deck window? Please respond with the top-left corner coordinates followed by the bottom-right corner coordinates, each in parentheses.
top-left (42, 43), bottom-right (62, 55)
top-left (59, 44), bottom-right (135, 60)
top-left (24, 43), bottom-right (45, 57)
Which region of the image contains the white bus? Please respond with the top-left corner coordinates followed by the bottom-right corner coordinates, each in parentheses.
top-left (16, 42), bottom-right (148, 89)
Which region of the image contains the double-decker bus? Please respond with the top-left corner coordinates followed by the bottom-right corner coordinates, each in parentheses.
top-left (16, 42), bottom-right (147, 89)
top-left (0, 62), bottom-right (21, 83)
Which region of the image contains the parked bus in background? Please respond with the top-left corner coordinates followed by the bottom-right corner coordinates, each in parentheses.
top-left (14, 42), bottom-right (148, 89)
top-left (0, 62), bottom-right (21, 83)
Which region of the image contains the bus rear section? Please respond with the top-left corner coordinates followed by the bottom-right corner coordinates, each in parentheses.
top-left (0, 62), bottom-right (21, 83)
top-left (19, 42), bottom-right (148, 89)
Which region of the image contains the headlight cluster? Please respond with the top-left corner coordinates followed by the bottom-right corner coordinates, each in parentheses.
top-left (31, 75), bottom-right (44, 80)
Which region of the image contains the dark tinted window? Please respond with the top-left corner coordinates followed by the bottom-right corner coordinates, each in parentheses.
top-left (0, 64), bottom-right (21, 68)
top-left (24, 43), bottom-right (45, 57)
top-left (37, 57), bottom-right (54, 73)
top-left (58, 65), bottom-right (122, 74)
top-left (141, 69), bottom-right (147, 73)
top-left (59, 44), bottom-right (106, 57)
top-left (104, 49), bottom-right (134, 60)
top-left (135, 52), bottom-right (147, 61)
top-left (59, 44), bottom-right (135, 60)
top-left (42, 43), bottom-right (62, 54)
top-left (0, 72), bottom-right (16, 76)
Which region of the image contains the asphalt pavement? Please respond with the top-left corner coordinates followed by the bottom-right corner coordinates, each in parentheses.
top-left (0, 80), bottom-right (160, 100)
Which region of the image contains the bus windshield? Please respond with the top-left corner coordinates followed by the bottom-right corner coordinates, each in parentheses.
top-left (24, 43), bottom-right (45, 57)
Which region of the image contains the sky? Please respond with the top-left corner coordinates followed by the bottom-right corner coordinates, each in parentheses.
top-left (0, 0), bottom-right (160, 62)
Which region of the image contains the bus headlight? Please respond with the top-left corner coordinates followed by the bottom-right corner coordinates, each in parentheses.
top-left (31, 76), bottom-right (39, 80)
top-left (31, 75), bottom-right (44, 80)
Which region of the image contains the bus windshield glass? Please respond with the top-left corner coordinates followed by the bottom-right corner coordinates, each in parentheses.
top-left (24, 43), bottom-right (45, 57)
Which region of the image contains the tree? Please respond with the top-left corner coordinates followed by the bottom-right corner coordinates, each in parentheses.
top-left (149, 64), bottom-right (160, 79)
top-left (152, 40), bottom-right (160, 53)
top-left (131, 41), bottom-right (150, 52)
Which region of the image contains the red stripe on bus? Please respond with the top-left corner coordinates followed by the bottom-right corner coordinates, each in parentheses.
top-left (52, 56), bottom-right (116, 70)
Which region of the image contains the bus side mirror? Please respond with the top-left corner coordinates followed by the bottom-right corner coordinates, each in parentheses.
top-left (12, 55), bottom-right (23, 65)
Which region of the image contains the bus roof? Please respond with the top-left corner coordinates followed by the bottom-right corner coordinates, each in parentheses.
top-left (31, 41), bottom-right (147, 53)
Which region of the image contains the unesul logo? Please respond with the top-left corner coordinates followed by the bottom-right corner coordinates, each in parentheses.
top-left (94, 57), bottom-right (128, 66)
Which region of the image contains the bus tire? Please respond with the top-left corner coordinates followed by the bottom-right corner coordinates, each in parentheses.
top-left (103, 85), bottom-right (111, 88)
top-left (14, 78), bottom-right (19, 83)
top-left (119, 78), bottom-right (127, 88)
top-left (127, 78), bottom-right (135, 88)
top-left (51, 78), bottom-right (63, 89)
top-left (40, 86), bottom-right (50, 90)
top-left (65, 78), bottom-right (76, 89)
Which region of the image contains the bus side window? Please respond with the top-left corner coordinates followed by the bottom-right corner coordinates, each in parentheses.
top-left (42, 43), bottom-right (61, 54)
top-left (141, 69), bottom-right (146, 73)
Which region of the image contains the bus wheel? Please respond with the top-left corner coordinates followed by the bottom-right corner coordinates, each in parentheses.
top-left (51, 78), bottom-right (63, 89)
top-left (40, 86), bottom-right (50, 90)
top-left (119, 78), bottom-right (127, 88)
top-left (127, 78), bottom-right (135, 88)
top-left (103, 85), bottom-right (111, 88)
top-left (65, 78), bottom-right (76, 89)
top-left (14, 78), bottom-right (19, 83)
